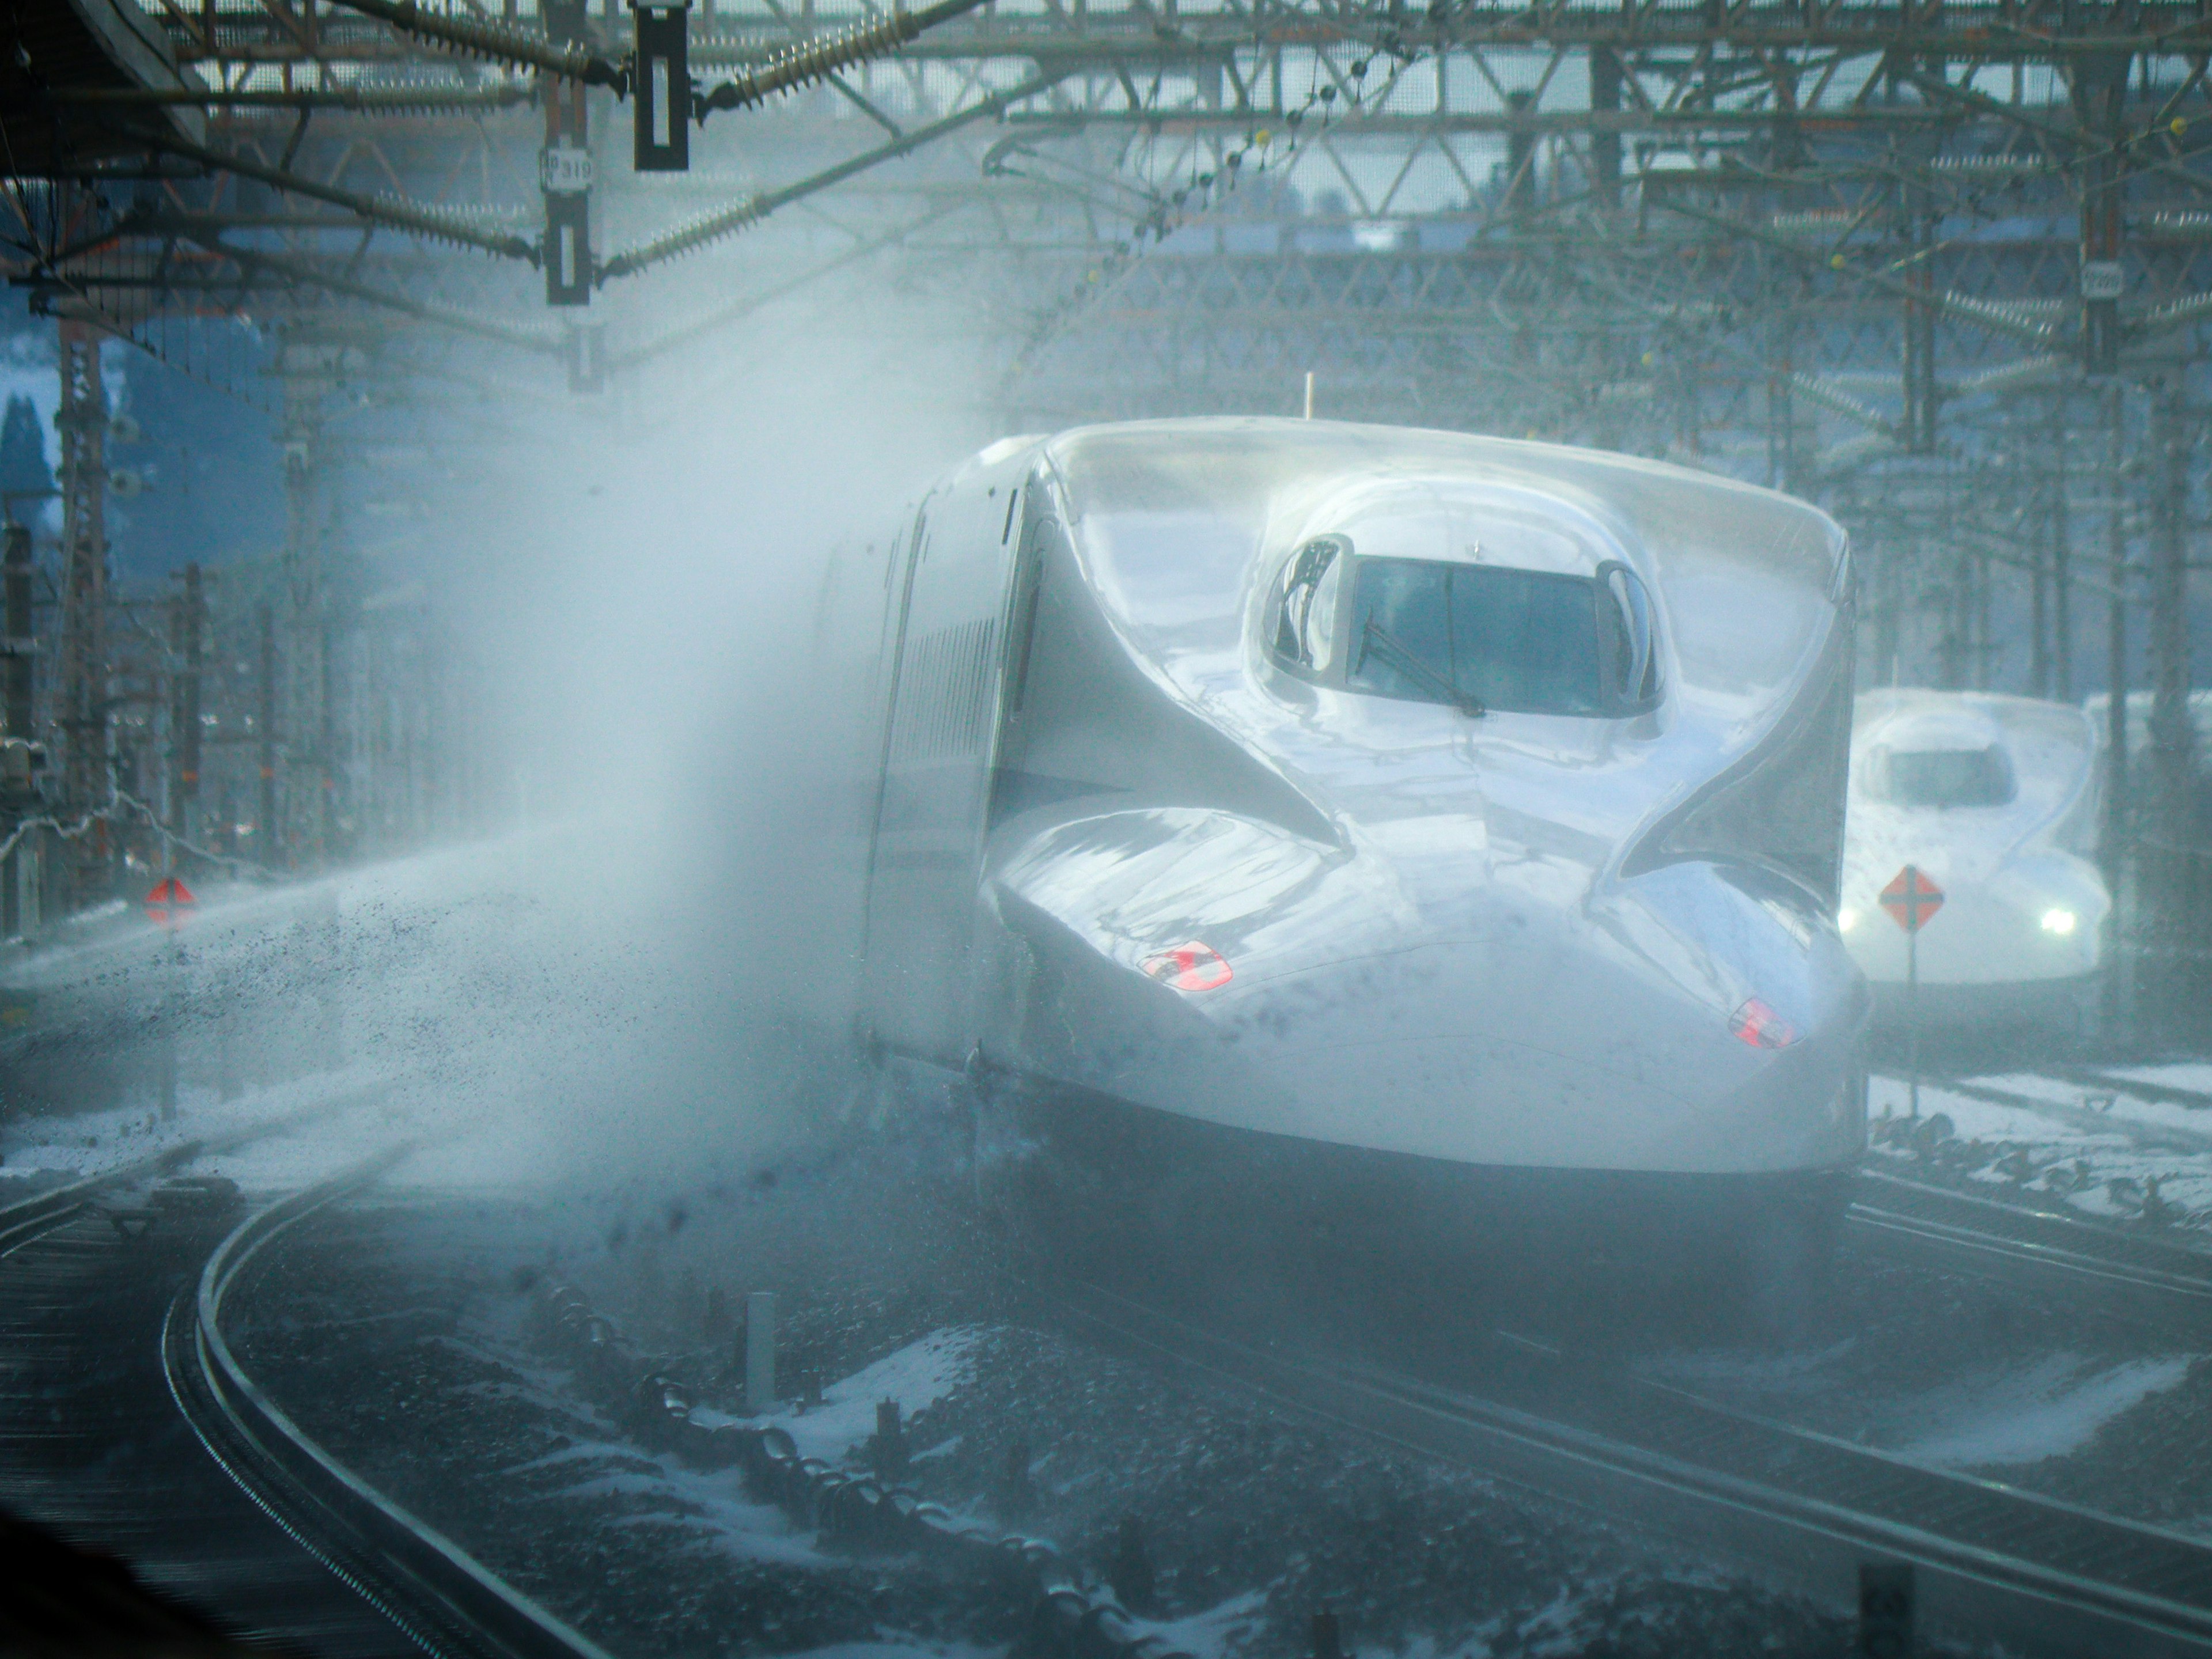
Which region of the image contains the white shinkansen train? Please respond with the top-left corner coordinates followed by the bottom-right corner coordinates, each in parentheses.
top-left (847, 418), bottom-right (1868, 1293)
top-left (1839, 690), bottom-right (2107, 1027)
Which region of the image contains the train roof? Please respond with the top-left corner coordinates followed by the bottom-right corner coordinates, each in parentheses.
top-left (1846, 690), bottom-right (2098, 878)
top-left (910, 418), bottom-right (1851, 876)
top-left (1012, 416), bottom-right (1846, 790)
top-left (1853, 688), bottom-right (2097, 768)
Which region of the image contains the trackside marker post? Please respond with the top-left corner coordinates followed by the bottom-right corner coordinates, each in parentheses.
top-left (1880, 865), bottom-right (1944, 1119)
top-left (744, 1291), bottom-right (776, 1413)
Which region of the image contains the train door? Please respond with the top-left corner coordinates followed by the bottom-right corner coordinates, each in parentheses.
top-left (862, 472), bottom-right (1028, 1064)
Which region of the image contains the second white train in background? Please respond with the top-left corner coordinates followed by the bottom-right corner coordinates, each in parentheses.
top-left (1839, 689), bottom-right (2107, 1027)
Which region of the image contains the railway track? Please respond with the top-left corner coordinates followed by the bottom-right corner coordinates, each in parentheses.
top-left (2051, 1066), bottom-right (2212, 1114)
top-left (1847, 1165), bottom-right (2212, 1331)
top-left (1028, 1163), bottom-right (2212, 1659)
top-left (0, 1103), bottom-right (606, 1659)
top-left (167, 1150), bottom-right (613, 1659)
top-left (1047, 1266), bottom-right (2212, 1659)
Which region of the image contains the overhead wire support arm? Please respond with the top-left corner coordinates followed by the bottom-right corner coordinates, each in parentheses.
top-left (694, 0), bottom-right (996, 118)
top-left (598, 67), bottom-right (1063, 280)
top-left (137, 134), bottom-right (542, 262)
top-left (189, 237), bottom-right (566, 351)
top-left (50, 86), bottom-right (534, 111)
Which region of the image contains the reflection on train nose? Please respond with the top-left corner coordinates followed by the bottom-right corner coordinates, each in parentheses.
top-left (2040, 908), bottom-right (2077, 937)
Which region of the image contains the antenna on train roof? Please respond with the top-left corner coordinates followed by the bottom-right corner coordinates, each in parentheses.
top-left (1302, 371), bottom-right (1316, 421)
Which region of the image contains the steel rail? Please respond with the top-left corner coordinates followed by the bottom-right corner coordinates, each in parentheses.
top-left (2051, 1066), bottom-right (2212, 1113)
top-left (166, 1149), bottom-right (615, 1659)
top-left (1846, 1166), bottom-right (2212, 1331)
top-left (1043, 1270), bottom-right (2212, 1659)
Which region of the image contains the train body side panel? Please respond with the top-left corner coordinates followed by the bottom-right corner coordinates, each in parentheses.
top-left (861, 454), bottom-right (1033, 1063)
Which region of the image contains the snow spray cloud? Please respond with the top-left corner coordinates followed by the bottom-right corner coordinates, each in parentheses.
top-left (0, 260), bottom-right (1001, 1198)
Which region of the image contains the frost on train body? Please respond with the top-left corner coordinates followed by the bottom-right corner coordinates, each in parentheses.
top-left (1839, 690), bottom-right (2108, 1027)
top-left (854, 419), bottom-right (1868, 1263)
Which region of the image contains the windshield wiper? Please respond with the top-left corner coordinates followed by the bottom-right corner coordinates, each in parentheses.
top-left (1357, 619), bottom-right (1486, 717)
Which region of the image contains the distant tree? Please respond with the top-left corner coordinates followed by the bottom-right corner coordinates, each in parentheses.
top-left (0, 396), bottom-right (53, 506)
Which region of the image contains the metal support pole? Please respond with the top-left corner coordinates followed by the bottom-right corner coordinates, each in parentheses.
top-left (2074, 53), bottom-right (2130, 377)
top-left (2147, 375), bottom-right (2195, 840)
top-left (2030, 430), bottom-right (2051, 699)
top-left (1899, 168), bottom-right (1938, 454)
top-left (1588, 48), bottom-right (1622, 211)
top-left (170, 563), bottom-right (204, 858)
top-left (543, 0), bottom-right (594, 305)
top-left (3, 522), bottom-right (33, 744)
top-left (2052, 395), bottom-right (2074, 701)
top-left (1504, 90), bottom-right (1537, 226)
top-left (257, 602), bottom-right (280, 869)
top-left (2, 521), bottom-right (34, 940)
top-left (2103, 384), bottom-right (2131, 1035)
top-left (1907, 914), bottom-right (1921, 1120)
top-left (55, 319), bottom-right (109, 906)
top-left (279, 351), bottom-right (327, 866)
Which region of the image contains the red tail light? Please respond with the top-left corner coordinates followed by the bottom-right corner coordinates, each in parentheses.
top-left (1729, 998), bottom-right (1798, 1050)
top-left (1142, 942), bottom-right (1232, 992)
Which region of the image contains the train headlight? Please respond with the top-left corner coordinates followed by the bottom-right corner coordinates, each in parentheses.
top-left (1837, 907), bottom-right (1859, 933)
top-left (2040, 908), bottom-right (2078, 937)
top-left (1142, 941), bottom-right (1233, 992)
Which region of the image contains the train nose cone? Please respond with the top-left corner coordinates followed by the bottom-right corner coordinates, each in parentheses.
top-left (1189, 861), bottom-right (1865, 1175)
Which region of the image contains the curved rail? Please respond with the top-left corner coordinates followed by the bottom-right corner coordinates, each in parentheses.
top-left (165, 1149), bottom-right (616, 1659)
top-left (1848, 1166), bottom-right (2212, 1331)
top-left (1045, 1271), bottom-right (2212, 1659)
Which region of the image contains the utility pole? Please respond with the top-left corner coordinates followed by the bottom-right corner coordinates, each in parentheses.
top-left (2101, 381), bottom-right (2130, 1035)
top-left (3, 522), bottom-right (33, 744)
top-left (2, 521), bottom-right (36, 938)
top-left (542, 0), bottom-right (594, 306)
top-left (54, 319), bottom-right (109, 907)
top-left (2025, 430), bottom-right (2051, 699)
top-left (169, 564), bottom-right (206, 858)
top-left (2073, 49), bottom-right (2130, 378)
top-left (1587, 48), bottom-right (1622, 214)
top-left (1898, 162), bottom-right (1939, 454)
top-left (258, 603), bottom-right (279, 870)
top-left (278, 342), bottom-right (332, 867)
top-left (2051, 393), bottom-right (2074, 702)
top-left (2147, 374), bottom-right (2195, 841)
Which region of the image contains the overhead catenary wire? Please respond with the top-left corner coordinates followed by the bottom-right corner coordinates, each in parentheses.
top-left (596, 69), bottom-right (1063, 281)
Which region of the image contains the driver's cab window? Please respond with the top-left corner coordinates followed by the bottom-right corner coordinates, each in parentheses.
top-left (1269, 531), bottom-right (1661, 719)
top-left (1273, 536), bottom-right (1346, 673)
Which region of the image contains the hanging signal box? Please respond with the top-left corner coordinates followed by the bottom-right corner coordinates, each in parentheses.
top-left (632, 1), bottom-right (692, 172)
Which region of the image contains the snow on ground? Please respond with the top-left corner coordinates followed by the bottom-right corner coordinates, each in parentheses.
top-left (2106, 1062), bottom-right (2212, 1097)
top-left (1893, 1353), bottom-right (2192, 1469)
top-left (701, 1326), bottom-right (986, 1465)
top-left (0, 1067), bottom-right (401, 1191)
top-left (1134, 1592), bottom-right (1271, 1659)
top-left (449, 1302), bottom-right (834, 1570)
top-left (1869, 1071), bottom-right (2212, 1226)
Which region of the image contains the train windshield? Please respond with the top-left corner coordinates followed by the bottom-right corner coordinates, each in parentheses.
top-left (1873, 745), bottom-right (2017, 808)
top-left (1343, 558), bottom-right (1653, 717)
